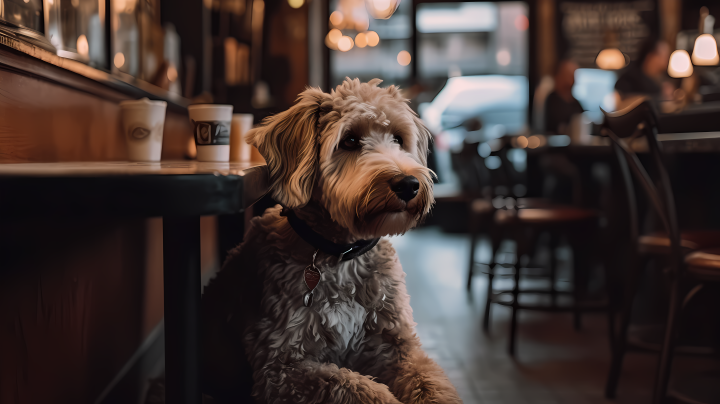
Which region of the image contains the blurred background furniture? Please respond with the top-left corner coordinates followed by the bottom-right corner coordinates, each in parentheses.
top-left (601, 98), bottom-right (720, 404)
top-left (490, 198), bottom-right (601, 356)
top-left (465, 136), bottom-right (606, 356)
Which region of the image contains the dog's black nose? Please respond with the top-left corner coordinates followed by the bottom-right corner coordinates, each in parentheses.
top-left (390, 175), bottom-right (419, 202)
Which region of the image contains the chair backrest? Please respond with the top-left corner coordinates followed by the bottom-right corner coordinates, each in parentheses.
top-left (600, 97), bottom-right (683, 273)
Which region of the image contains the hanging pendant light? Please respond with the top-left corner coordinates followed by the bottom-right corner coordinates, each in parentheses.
top-left (692, 7), bottom-right (719, 66)
top-left (595, 31), bottom-right (628, 70)
top-left (596, 48), bottom-right (626, 70)
top-left (668, 50), bottom-right (694, 78)
top-left (692, 34), bottom-right (719, 65)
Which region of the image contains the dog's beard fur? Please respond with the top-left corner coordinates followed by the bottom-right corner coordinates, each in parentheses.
top-left (247, 78), bottom-right (435, 241)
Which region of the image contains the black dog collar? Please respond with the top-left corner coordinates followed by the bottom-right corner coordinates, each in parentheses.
top-left (283, 209), bottom-right (380, 261)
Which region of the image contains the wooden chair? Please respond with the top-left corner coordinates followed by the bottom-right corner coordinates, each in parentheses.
top-left (490, 198), bottom-right (601, 355)
top-left (467, 139), bottom-right (604, 355)
top-left (600, 98), bottom-right (720, 404)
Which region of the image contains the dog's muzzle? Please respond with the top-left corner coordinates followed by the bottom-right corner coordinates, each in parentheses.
top-left (390, 175), bottom-right (419, 202)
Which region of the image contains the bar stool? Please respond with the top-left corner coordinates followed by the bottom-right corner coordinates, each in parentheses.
top-left (666, 249), bottom-right (720, 403)
top-left (488, 200), bottom-right (602, 355)
top-left (466, 138), bottom-right (606, 355)
top-left (600, 98), bottom-right (720, 404)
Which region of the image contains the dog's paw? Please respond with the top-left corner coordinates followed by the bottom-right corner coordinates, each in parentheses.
top-left (329, 368), bottom-right (402, 404)
top-left (407, 383), bottom-right (463, 404)
top-left (395, 374), bottom-right (463, 404)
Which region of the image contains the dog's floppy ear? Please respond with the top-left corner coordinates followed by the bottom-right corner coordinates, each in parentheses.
top-left (413, 115), bottom-right (432, 167)
top-left (246, 87), bottom-right (331, 208)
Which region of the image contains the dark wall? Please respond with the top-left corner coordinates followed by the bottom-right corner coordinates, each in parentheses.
top-left (681, 0), bottom-right (720, 31)
top-left (161, 0), bottom-right (212, 98)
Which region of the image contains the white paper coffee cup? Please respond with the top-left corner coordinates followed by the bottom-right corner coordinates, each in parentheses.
top-left (120, 98), bottom-right (167, 162)
top-left (188, 104), bottom-right (233, 162)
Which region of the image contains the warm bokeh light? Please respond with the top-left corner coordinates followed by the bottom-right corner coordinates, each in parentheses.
top-left (516, 136), bottom-right (528, 148)
top-left (76, 34), bottom-right (89, 56)
top-left (397, 50), bottom-right (411, 66)
top-left (366, 31), bottom-right (379, 47)
top-left (668, 50), bottom-right (693, 78)
top-left (167, 65), bottom-right (178, 82)
top-left (326, 29), bottom-right (341, 50)
top-left (355, 32), bottom-right (367, 48)
top-left (366, 0), bottom-right (398, 19)
top-left (496, 49), bottom-right (511, 66)
top-left (338, 36), bottom-right (354, 52)
top-left (514, 15), bottom-right (528, 31)
top-left (328, 28), bottom-right (342, 44)
top-left (596, 48), bottom-right (626, 70)
top-left (691, 34), bottom-right (719, 66)
top-left (330, 11), bottom-right (344, 26)
top-left (114, 52), bottom-right (125, 68)
top-left (527, 135), bottom-right (541, 149)
top-left (325, 36), bottom-right (337, 50)
top-left (288, 0), bottom-right (303, 8)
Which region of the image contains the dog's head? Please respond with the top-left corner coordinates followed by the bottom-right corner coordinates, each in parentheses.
top-left (246, 78), bottom-right (434, 239)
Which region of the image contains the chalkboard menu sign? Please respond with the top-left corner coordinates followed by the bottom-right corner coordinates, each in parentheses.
top-left (557, 0), bottom-right (659, 68)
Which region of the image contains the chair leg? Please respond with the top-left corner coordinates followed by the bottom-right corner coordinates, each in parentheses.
top-left (651, 275), bottom-right (683, 404)
top-left (605, 312), bottom-right (631, 399)
top-left (605, 255), bottom-right (651, 399)
top-left (571, 241), bottom-right (584, 331)
top-left (549, 233), bottom-right (559, 308)
top-left (482, 264), bottom-right (494, 332)
top-left (467, 215), bottom-right (478, 293)
top-left (570, 226), bottom-right (593, 331)
top-left (508, 263), bottom-right (520, 356)
top-left (508, 227), bottom-right (524, 356)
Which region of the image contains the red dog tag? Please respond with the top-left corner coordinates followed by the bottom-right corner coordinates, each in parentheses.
top-left (304, 265), bottom-right (321, 291)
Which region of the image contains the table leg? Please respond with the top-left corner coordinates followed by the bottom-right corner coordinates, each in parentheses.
top-left (217, 213), bottom-right (245, 265)
top-left (163, 216), bottom-right (201, 404)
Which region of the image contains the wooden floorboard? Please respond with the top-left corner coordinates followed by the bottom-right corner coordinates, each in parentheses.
top-left (393, 226), bottom-right (717, 404)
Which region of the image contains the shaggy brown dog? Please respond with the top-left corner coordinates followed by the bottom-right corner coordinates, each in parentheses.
top-left (200, 78), bottom-right (462, 404)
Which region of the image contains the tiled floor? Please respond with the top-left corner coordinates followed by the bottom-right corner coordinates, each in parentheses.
top-left (391, 226), bottom-right (713, 404)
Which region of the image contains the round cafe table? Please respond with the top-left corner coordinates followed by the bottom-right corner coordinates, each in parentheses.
top-left (0, 161), bottom-right (269, 404)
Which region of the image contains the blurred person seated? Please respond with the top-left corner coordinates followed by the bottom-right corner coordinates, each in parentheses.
top-left (544, 59), bottom-right (585, 135)
top-left (614, 38), bottom-right (674, 108)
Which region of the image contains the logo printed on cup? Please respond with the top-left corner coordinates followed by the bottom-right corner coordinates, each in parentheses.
top-left (192, 120), bottom-right (230, 146)
top-left (131, 126), bottom-right (152, 139)
top-left (188, 104), bottom-right (233, 161)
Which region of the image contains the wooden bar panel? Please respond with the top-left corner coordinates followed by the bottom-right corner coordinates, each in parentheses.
top-left (0, 67), bottom-right (192, 164)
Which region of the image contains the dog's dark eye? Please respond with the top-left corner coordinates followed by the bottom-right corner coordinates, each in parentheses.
top-left (340, 134), bottom-right (362, 151)
top-left (392, 134), bottom-right (404, 146)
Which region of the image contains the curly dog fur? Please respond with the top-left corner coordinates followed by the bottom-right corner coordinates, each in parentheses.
top-left (198, 78), bottom-right (462, 404)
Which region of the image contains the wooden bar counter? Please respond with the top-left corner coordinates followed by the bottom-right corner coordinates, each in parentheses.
top-left (0, 162), bottom-right (268, 404)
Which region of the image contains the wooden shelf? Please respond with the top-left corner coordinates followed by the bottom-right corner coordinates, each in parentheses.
top-left (0, 29), bottom-right (190, 112)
